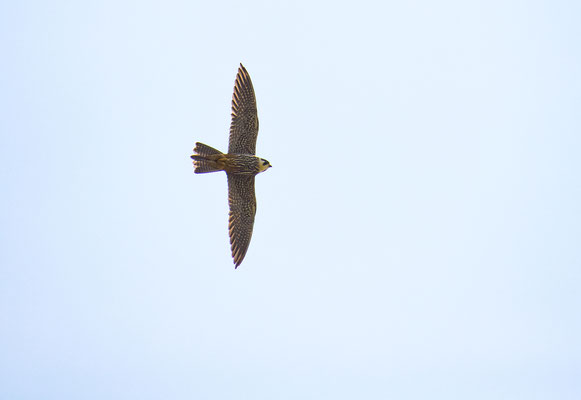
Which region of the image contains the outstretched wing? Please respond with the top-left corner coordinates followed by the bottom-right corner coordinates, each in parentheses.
top-left (228, 63), bottom-right (259, 155)
top-left (227, 173), bottom-right (257, 268)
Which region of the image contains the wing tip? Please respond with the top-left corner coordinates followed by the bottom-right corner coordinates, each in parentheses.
top-left (233, 254), bottom-right (243, 269)
top-left (231, 242), bottom-right (248, 269)
top-left (237, 63), bottom-right (250, 80)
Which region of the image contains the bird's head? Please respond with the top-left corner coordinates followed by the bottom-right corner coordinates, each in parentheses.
top-left (258, 158), bottom-right (272, 173)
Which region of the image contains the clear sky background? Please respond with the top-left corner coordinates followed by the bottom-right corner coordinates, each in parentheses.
top-left (1, 1), bottom-right (580, 399)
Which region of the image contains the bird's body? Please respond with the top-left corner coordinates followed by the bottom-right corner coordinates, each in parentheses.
top-left (191, 64), bottom-right (271, 268)
top-left (192, 143), bottom-right (269, 175)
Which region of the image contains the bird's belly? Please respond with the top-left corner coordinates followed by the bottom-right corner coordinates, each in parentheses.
top-left (222, 154), bottom-right (259, 175)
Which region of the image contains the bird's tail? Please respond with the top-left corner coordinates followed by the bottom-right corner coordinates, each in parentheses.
top-left (191, 142), bottom-right (224, 173)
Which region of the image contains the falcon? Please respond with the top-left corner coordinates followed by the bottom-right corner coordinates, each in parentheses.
top-left (191, 63), bottom-right (271, 268)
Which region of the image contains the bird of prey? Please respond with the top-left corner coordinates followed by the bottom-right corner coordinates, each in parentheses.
top-left (191, 64), bottom-right (271, 268)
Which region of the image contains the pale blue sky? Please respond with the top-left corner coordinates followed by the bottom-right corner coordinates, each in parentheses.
top-left (1, 1), bottom-right (580, 399)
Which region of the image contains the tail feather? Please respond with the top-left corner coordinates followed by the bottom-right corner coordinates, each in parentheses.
top-left (192, 159), bottom-right (221, 173)
top-left (191, 142), bottom-right (224, 174)
top-left (194, 142), bottom-right (223, 157)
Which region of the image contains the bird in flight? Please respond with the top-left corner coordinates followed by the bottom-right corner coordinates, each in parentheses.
top-left (191, 64), bottom-right (271, 268)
